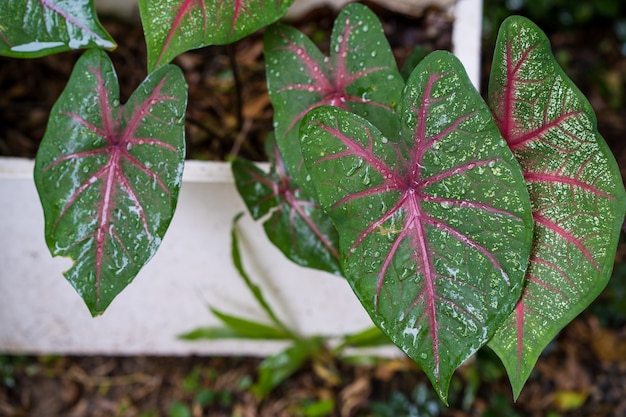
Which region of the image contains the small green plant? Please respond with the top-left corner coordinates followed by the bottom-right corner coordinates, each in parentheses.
top-left (180, 213), bottom-right (391, 399)
top-left (1, 0), bottom-right (624, 405)
top-left (368, 383), bottom-right (443, 417)
top-left (167, 364), bottom-right (239, 417)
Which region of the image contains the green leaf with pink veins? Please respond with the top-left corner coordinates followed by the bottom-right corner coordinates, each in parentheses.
top-left (34, 49), bottom-right (187, 316)
top-left (0, 0), bottom-right (115, 58)
top-left (264, 3), bottom-right (403, 195)
top-left (139, 0), bottom-right (294, 70)
top-left (300, 50), bottom-right (534, 403)
top-left (231, 135), bottom-right (341, 275)
top-left (486, 15), bottom-right (626, 399)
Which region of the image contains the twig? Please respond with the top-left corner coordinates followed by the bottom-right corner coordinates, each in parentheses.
top-left (228, 43), bottom-right (244, 132)
top-left (229, 117), bottom-right (253, 160)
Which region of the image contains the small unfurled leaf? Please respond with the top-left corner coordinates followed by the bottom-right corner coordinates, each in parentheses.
top-left (252, 338), bottom-right (323, 399)
top-left (139, 0), bottom-right (294, 70)
top-left (0, 0), bottom-right (116, 58)
top-left (264, 3), bottom-right (403, 193)
top-left (232, 137), bottom-right (341, 274)
top-left (300, 51), bottom-right (533, 402)
top-left (230, 211), bottom-right (293, 330)
top-left (34, 49), bottom-right (187, 316)
top-left (487, 16), bottom-right (626, 398)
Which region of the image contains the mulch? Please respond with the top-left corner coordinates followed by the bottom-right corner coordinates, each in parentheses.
top-left (1, 314), bottom-right (625, 416)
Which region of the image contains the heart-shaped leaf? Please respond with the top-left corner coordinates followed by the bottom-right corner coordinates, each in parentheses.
top-left (264, 2), bottom-right (403, 194)
top-left (139, 0), bottom-right (294, 70)
top-left (0, 0), bottom-right (116, 58)
top-left (232, 135), bottom-right (341, 274)
top-left (34, 49), bottom-right (187, 316)
top-left (486, 16), bottom-right (626, 398)
top-left (300, 51), bottom-right (534, 402)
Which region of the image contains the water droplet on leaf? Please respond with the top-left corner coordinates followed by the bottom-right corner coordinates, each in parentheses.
top-left (346, 158), bottom-right (364, 176)
top-left (362, 170), bottom-right (371, 185)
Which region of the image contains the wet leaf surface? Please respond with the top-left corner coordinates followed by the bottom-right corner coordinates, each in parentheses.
top-left (300, 50), bottom-right (533, 402)
top-left (232, 136), bottom-right (341, 274)
top-left (139, 0), bottom-right (294, 70)
top-left (265, 3), bottom-right (404, 193)
top-left (33, 49), bottom-right (187, 315)
top-left (486, 16), bottom-right (626, 398)
top-left (0, 0), bottom-right (116, 58)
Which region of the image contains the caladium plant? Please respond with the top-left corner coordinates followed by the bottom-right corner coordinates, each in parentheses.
top-left (139, 0), bottom-right (294, 70)
top-left (1, 0), bottom-right (624, 405)
top-left (486, 15), bottom-right (626, 398)
top-left (237, 7), bottom-right (624, 403)
top-left (34, 49), bottom-right (187, 316)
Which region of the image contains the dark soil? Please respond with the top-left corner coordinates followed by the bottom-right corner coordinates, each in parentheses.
top-left (1, 314), bottom-right (625, 417)
top-left (1, 2), bottom-right (625, 417)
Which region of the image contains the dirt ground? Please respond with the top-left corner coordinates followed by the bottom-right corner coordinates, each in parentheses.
top-left (1, 2), bottom-right (625, 416)
top-left (1, 314), bottom-right (625, 417)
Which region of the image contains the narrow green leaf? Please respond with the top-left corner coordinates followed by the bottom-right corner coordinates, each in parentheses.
top-left (178, 326), bottom-right (246, 340)
top-left (139, 0), bottom-right (294, 70)
top-left (34, 49), bottom-right (187, 316)
top-left (230, 213), bottom-right (295, 334)
top-left (232, 136), bottom-right (341, 274)
top-left (0, 0), bottom-right (116, 58)
top-left (264, 3), bottom-right (403, 194)
top-left (487, 15), bottom-right (626, 398)
top-left (209, 308), bottom-right (294, 340)
top-left (300, 51), bottom-right (533, 402)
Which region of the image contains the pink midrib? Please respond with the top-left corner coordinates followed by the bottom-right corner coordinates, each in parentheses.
top-left (156, 0), bottom-right (206, 67)
top-left (409, 195), bottom-right (441, 379)
top-left (94, 149), bottom-right (120, 306)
